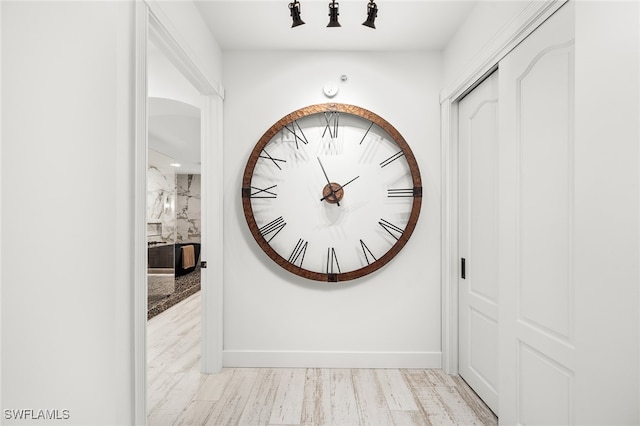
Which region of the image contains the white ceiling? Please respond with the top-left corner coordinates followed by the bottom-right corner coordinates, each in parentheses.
top-left (148, 97), bottom-right (202, 174)
top-left (148, 1), bottom-right (477, 174)
top-left (194, 0), bottom-right (477, 51)
top-left (148, 40), bottom-right (202, 175)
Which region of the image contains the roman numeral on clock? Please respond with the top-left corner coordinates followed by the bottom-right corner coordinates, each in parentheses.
top-left (283, 120), bottom-right (309, 149)
top-left (322, 111), bottom-right (340, 139)
top-left (359, 121), bottom-right (375, 145)
top-left (360, 239), bottom-right (377, 265)
top-left (243, 184), bottom-right (277, 198)
top-left (326, 247), bottom-right (341, 274)
top-left (288, 238), bottom-right (308, 267)
top-left (259, 216), bottom-right (286, 243)
top-left (259, 149), bottom-right (286, 170)
top-left (387, 187), bottom-right (422, 198)
top-left (379, 219), bottom-right (404, 241)
top-left (380, 150), bottom-right (404, 168)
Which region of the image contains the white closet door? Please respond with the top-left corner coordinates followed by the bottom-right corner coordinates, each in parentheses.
top-left (458, 71), bottom-right (499, 414)
top-left (498, 3), bottom-right (575, 424)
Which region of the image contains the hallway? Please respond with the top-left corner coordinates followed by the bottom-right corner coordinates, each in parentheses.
top-left (147, 293), bottom-right (497, 425)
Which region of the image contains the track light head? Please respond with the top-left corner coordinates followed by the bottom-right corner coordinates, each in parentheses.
top-left (362, 0), bottom-right (378, 29)
top-left (327, 0), bottom-right (341, 28)
top-left (289, 0), bottom-right (305, 28)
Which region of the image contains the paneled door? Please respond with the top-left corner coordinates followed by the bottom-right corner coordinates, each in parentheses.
top-left (498, 3), bottom-right (575, 424)
top-left (458, 71), bottom-right (499, 414)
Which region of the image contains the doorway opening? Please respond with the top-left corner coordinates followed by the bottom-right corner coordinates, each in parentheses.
top-left (146, 71), bottom-right (202, 318)
top-left (134, 5), bottom-right (224, 423)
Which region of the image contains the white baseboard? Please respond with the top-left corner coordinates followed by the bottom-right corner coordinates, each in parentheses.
top-left (223, 350), bottom-right (442, 369)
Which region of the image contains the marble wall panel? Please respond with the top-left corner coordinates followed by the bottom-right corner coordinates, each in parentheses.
top-left (147, 149), bottom-right (176, 244)
top-left (176, 174), bottom-right (201, 243)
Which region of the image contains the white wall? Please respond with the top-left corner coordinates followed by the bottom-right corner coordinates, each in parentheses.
top-left (442, 0), bottom-right (528, 89)
top-left (222, 51), bottom-right (442, 367)
top-left (1, 2), bottom-right (135, 424)
top-left (149, 1), bottom-right (222, 87)
top-left (148, 39), bottom-right (201, 108)
top-left (1, 1), bottom-right (223, 424)
top-left (573, 1), bottom-right (639, 423)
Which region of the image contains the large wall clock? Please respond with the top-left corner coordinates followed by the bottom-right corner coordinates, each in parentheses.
top-left (241, 103), bottom-right (422, 282)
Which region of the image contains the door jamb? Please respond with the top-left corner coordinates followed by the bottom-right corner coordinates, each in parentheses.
top-left (439, 0), bottom-right (567, 375)
top-left (134, 1), bottom-right (224, 424)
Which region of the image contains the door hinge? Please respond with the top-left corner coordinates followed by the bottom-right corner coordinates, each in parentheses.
top-left (461, 258), bottom-right (466, 279)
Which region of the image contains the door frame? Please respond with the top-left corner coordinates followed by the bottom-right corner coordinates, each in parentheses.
top-left (439, 0), bottom-right (567, 375)
top-left (134, 1), bottom-right (225, 424)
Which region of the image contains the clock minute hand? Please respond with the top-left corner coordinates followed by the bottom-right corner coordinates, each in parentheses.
top-left (320, 175), bottom-right (360, 202)
top-left (317, 157), bottom-right (341, 206)
top-left (317, 157), bottom-right (332, 184)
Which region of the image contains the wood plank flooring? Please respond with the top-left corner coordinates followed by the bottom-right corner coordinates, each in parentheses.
top-left (148, 293), bottom-right (497, 425)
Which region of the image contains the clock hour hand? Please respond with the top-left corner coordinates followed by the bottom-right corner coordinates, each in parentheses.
top-left (320, 175), bottom-right (359, 202)
top-left (317, 157), bottom-right (341, 206)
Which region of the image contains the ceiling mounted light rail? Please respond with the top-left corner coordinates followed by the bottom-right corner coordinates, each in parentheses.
top-left (288, 1), bottom-right (378, 29)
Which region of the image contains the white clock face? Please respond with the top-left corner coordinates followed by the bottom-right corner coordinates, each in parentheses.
top-left (242, 104), bottom-right (421, 282)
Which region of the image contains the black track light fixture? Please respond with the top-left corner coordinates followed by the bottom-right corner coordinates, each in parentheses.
top-left (289, 0), bottom-right (305, 28)
top-left (289, 0), bottom-right (377, 29)
top-left (362, 0), bottom-right (378, 29)
top-left (327, 0), bottom-right (341, 28)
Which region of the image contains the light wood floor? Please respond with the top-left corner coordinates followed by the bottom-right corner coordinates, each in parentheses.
top-left (148, 293), bottom-right (497, 426)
